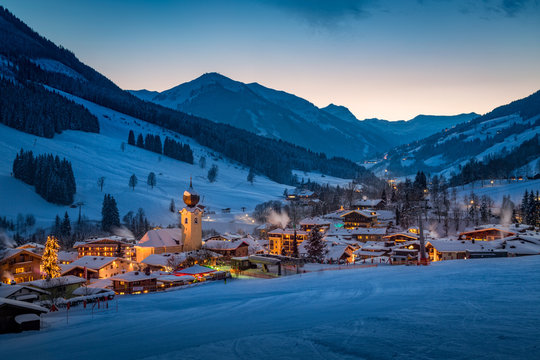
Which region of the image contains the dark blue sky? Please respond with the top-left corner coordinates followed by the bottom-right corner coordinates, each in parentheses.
top-left (2, 0), bottom-right (539, 120)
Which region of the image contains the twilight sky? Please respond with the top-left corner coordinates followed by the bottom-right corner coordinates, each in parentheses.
top-left (2, 0), bottom-right (540, 120)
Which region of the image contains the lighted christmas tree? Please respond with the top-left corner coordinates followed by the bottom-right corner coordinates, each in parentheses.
top-left (42, 235), bottom-right (61, 279)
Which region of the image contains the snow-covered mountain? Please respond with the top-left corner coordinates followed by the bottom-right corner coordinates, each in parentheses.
top-left (131, 74), bottom-right (475, 161)
top-left (371, 89), bottom-right (540, 179)
top-left (131, 73), bottom-right (392, 160)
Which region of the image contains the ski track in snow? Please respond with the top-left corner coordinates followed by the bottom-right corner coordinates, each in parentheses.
top-left (2, 256), bottom-right (540, 360)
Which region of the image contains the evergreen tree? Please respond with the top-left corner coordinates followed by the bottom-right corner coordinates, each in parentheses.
top-left (208, 164), bottom-right (218, 183)
top-left (147, 172), bottom-right (156, 189)
top-left (102, 194), bottom-right (120, 232)
top-left (42, 235), bottom-right (61, 279)
top-left (128, 130), bottom-right (135, 145)
top-left (247, 168), bottom-right (255, 184)
top-left (61, 211), bottom-right (71, 238)
top-left (136, 133), bottom-right (144, 148)
top-left (169, 198), bottom-right (176, 213)
top-left (53, 215), bottom-right (62, 237)
top-left (129, 174), bottom-right (138, 190)
top-left (199, 156), bottom-right (206, 169)
top-left (305, 225), bottom-right (327, 262)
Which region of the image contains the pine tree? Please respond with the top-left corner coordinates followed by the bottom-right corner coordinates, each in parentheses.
top-left (42, 235), bottom-right (61, 279)
top-left (129, 174), bottom-right (138, 190)
top-left (247, 168), bottom-right (255, 184)
top-left (136, 133), bottom-right (144, 148)
top-left (128, 130), bottom-right (135, 145)
top-left (305, 225), bottom-right (327, 262)
top-left (147, 172), bottom-right (156, 189)
top-left (53, 215), bottom-right (62, 237)
top-left (102, 194), bottom-right (120, 232)
top-left (61, 211), bottom-right (71, 238)
top-left (208, 164), bottom-right (218, 183)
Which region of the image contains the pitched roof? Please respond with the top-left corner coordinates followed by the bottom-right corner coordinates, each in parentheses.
top-left (203, 240), bottom-right (249, 251)
top-left (22, 275), bottom-right (86, 289)
top-left (0, 248), bottom-right (41, 262)
top-left (426, 239), bottom-right (497, 252)
top-left (0, 297), bottom-right (48, 313)
top-left (175, 264), bottom-right (216, 275)
top-left (138, 228), bottom-right (183, 248)
top-left (57, 251), bottom-right (78, 263)
top-left (110, 271), bottom-right (157, 282)
top-left (69, 256), bottom-right (120, 270)
top-left (0, 284), bottom-right (49, 298)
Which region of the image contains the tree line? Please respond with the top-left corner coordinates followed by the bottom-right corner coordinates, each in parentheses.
top-left (128, 130), bottom-right (194, 164)
top-left (12, 149), bottom-right (76, 205)
top-left (521, 190), bottom-right (540, 227)
top-left (0, 6), bottom-right (370, 185)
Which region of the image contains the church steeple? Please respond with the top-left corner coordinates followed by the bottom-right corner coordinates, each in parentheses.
top-left (183, 177), bottom-right (200, 207)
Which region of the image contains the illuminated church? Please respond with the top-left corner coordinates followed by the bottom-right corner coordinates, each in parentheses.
top-left (180, 179), bottom-right (203, 251)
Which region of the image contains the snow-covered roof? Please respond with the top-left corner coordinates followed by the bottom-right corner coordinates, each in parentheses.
top-left (138, 228), bottom-right (183, 248)
top-left (268, 228), bottom-right (309, 236)
top-left (203, 240), bottom-right (249, 251)
top-left (354, 250), bottom-right (386, 257)
top-left (16, 242), bottom-right (45, 249)
top-left (141, 253), bottom-right (185, 267)
top-left (299, 216), bottom-right (331, 226)
top-left (175, 264), bottom-right (216, 275)
top-left (57, 251), bottom-right (78, 262)
top-left (69, 256), bottom-right (120, 270)
top-left (325, 244), bottom-right (354, 261)
top-left (0, 248), bottom-right (41, 262)
top-left (156, 275), bottom-right (195, 283)
top-left (326, 227), bottom-right (386, 237)
top-left (427, 239), bottom-right (497, 252)
top-left (110, 271), bottom-right (157, 282)
top-left (0, 297), bottom-right (48, 313)
top-left (353, 199), bottom-right (383, 207)
top-left (73, 235), bottom-right (135, 248)
top-left (72, 287), bottom-right (112, 296)
top-left (0, 284), bottom-right (49, 298)
top-left (22, 275), bottom-right (86, 289)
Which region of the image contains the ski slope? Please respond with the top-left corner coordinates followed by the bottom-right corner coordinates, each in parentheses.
top-left (0, 89), bottom-right (294, 229)
top-left (2, 256), bottom-right (540, 359)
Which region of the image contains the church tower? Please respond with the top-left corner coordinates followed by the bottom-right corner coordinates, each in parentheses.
top-left (180, 178), bottom-right (203, 252)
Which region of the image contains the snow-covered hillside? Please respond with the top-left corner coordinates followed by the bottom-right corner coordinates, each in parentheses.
top-left (2, 256), bottom-right (540, 359)
top-left (0, 89), bottom-right (297, 229)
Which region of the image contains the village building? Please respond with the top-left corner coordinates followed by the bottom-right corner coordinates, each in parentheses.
top-left (61, 256), bottom-right (135, 279)
top-left (135, 228), bottom-right (184, 262)
top-left (326, 227), bottom-right (386, 242)
top-left (180, 179), bottom-right (204, 252)
top-left (426, 239), bottom-right (499, 261)
top-left (458, 227), bottom-right (516, 241)
top-left (0, 284), bottom-right (49, 303)
top-left (286, 189), bottom-right (316, 201)
top-left (324, 244), bottom-right (356, 264)
top-left (390, 248), bottom-right (419, 265)
top-left (0, 249), bottom-right (43, 284)
top-left (0, 298), bottom-right (48, 334)
top-left (156, 274), bottom-right (195, 289)
top-left (268, 228), bottom-right (309, 256)
top-left (16, 243), bottom-right (45, 254)
top-left (73, 236), bottom-right (136, 260)
top-left (299, 217), bottom-right (331, 232)
top-left (203, 240), bottom-right (250, 259)
top-left (383, 232), bottom-right (419, 244)
top-left (174, 264), bottom-right (227, 280)
top-left (110, 271), bottom-right (158, 295)
top-left (21, 275), bottom-right (86, 299)
top-left (57, 251), bottom-right (78, 265)
top-left (352, 199), bottom-right (386, 210)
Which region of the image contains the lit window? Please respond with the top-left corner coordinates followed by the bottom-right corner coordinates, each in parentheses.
top-left (185, 218), bottom-right (188, 224)
top-left (15, 267), bottom-right (24, 274)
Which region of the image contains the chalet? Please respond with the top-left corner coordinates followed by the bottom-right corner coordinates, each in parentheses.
top-left (22, 275), bottom-right (86, 299)
top-left (203, 240), bottom-right (249, 258)
top-left (459, 227), bottom-right (515, 241)
top-left (286, 189), bottom-right (316, 201)
top-left (0, 298), bottom-right (48, 334)
top-left (0, 284), bottom-right (49, 303)
top-left (174, 264), bottom-right (217, 280)
top-left (110, 271), bottom-right (157, 295)
top-left (62, 256), bottom-right (135, 279)
top-left (0, 249), bottom-right (42, 284)
top-left (268, 228), bottom-right (309, 256)
top-left (324, 244), bottom-right (356, 264)
top-left (383, 232), bottom-right (419, 244)
top-left (57, 251), bottom-right (78, 265)
top-left (355, 241), bottom-right (391, 260)
top-left (426, 240), bottom-right (499, 261)
top-left (74, 236), bottom-right (136, 261)
top-left (204, 234), bottom-right (243, 242)
top-left (16, 243), bottom-right (44, 254)
top-left (353, 199), bottom-right (386, 210)
top-left (156, 274), bottom-right (195, 289)
top-left (299, 217), bottom-right (331, 232)
top-left (135, 228), bottom-right (184, 262)
top-left (325, 227), bottom-right (386, 242)
top-left (340, 210), bottom-right (378, 228)
top-left (390, 248), bottom-right (419, 265)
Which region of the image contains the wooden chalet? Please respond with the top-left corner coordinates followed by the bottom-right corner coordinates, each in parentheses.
top-left (110, 271), bottom-right (158, 295)
top-left (0, 249), bottom-right (42, 284)
top-left (203, 240), bottom-right (249, 259)
top-left (74, 236), bottom-right (136, 260)
top-left (383, 232), bottom-right (419, 244)
top-left (0, 298), bottom-right (48, 334)
top-left (353, 199), bottom-right (386, 210)
top-left (459, 228), bottom-right (515, 241)
top-left (340, 210), bottom-right (378, 228)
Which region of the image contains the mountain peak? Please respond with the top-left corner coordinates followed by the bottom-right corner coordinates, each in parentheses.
top-left (321, 103), bottom-right (359, 123)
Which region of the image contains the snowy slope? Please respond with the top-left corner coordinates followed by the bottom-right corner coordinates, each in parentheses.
top-left (0, 89), bottom-right (293, 229)
top-left (2, 256), bottom-right (540, 359)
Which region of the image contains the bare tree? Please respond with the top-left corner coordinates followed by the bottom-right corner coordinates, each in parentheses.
top-left (97, 176), bottom-right (105, 192)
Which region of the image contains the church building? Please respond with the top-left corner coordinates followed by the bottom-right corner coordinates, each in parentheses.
top-left (180, 179), bottom-right (203, 252)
